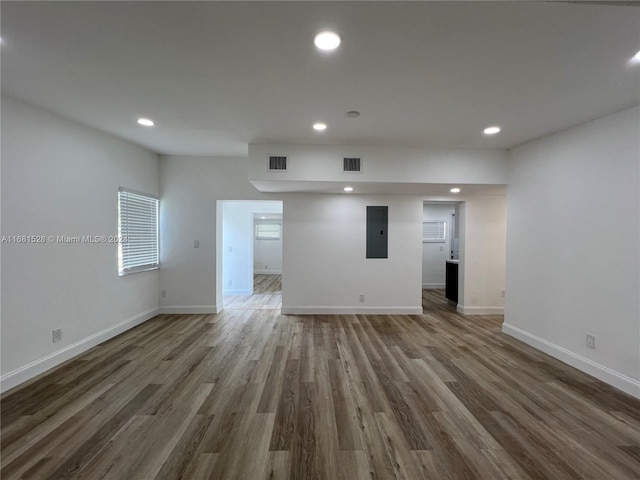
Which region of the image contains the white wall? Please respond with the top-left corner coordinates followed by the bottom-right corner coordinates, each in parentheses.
top-left (458, 194), bottom-right (506, 314)
top-left (422, 203), bottom-right (455, 288)
top-left (504, 106), bottom-right (640, 398)
top-left (1, 96), bottom-right (160, 392)
top-left (282, 194), bottom-right (423, 314)
top-left (254, 219), bottom-right (282, 274)
top-left (222, 202), bottom-right (254, 295)
top-left (159, 156), bottom-right (277, 312)
top-left (249, 144), bottom-right (508, 185)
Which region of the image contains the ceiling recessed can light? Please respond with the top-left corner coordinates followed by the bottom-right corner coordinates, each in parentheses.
top-left (346, 111), bottom-right (360, 118)
top-left (450, 188), bottom-right (461, 194)
top-left (630, 50), bottom-right (640, 65)
top-left (344, 186), bottom-right (354, 192)
top-left (483, 126), bottom-right (501, 135)
top-left (137, 118), bottom-right (155, 127)
top-left (313, 122), bottom-right (327, 131)
top-left (314, 31), bottom-right (341, 51)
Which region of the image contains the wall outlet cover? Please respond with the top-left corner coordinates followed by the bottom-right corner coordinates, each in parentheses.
top-left (52, 329), bottom-right (62, 343)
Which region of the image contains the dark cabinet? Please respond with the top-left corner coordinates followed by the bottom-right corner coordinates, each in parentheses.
top-left (445, 261), bottom-right (458, 304)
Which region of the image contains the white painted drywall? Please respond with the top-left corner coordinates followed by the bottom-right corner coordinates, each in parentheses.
top-left (458, 194), bottom-right (507, 314)
top-left (1, 96), bottom-right (160, 391)
top-left (249, 144), bottom-right (508, 185)
top-left (222, 202), bottom-right (254, 295)
top-left (254, 219), bottom-right (282, 274)
top-left (159, 156), bottom-right (278, 312)
top-left (505, 106), bottom-right (640, 397)
top-left (281, 194), bottom-right (423, 314)
top-left (422, 203), bottom-right (455, 288)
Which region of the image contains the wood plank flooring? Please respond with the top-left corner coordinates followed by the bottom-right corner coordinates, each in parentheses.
top-left (2, 290), bottom-right (640, 479)
top-left (223, 274), bottom-right (282, 310)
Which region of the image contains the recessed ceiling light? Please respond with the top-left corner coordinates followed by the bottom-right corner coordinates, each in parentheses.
top-left (313, 122), bottom-right (327, 131)
top-left (314, 31), bottom-right (341, 51)
top-left (260, 216), bottom-right (266, 219)
top-left (137, 118), bottom-right (155, 127)
top-left (483, 126), bottom-right (501, 135)
top-left (450, 188), bottom-right (461, 193)
top-left (344, 186), bottom-right (354, 192)
top-left (346, 111), bottom-right (360, 118)
top-left (630, 50), bottom-right (640, 65)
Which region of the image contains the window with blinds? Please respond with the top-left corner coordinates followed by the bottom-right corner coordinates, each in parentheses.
top-left (255, 223), bottom-right (281, 240)
top-left (118, 188), bottom-right (159, 275)
top-left (422, 220), bottom-right (446, 243)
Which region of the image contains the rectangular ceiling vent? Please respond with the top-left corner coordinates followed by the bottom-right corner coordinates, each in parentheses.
top-left (343, 157), bottom-right (362, 173)
top-left (268, 156), bottom-right (287, 171)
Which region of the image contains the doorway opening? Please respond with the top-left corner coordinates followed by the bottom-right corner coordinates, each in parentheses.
top-left (421, 201), bottom-right (460, 311)
top-left (218, 200), bottom-right (283, 310)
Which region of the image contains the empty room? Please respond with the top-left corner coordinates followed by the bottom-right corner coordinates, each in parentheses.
top-left (1, 1), bottom-right (639, 479)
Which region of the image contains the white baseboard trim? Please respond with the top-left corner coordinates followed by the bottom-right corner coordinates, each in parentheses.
top-left (223, 289), bottom-right (252, 295)
top-left (503, 322), bottom-right (640, 399)
top-left (281, 305), bottom-right (424, 315)
top-left (254, 270), bottom-right (282, 275)
top-left (457, 305), bottom-right (504, 315)
top-left (422, 283), bottom-right (445, 289)
top-left (159, 305), bottom-right (218, 314)
top-left (0, 307), bottom-right (160, 394)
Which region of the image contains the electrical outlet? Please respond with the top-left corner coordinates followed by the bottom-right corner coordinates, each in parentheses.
top-left (228, 279), bottom-right (232, 286)
top-left (194, 240), bottom-right (199, 248)
top-left (52, 329), bottom-right (62, 343)
top-left (500, 289), bottom-right (505, 298)
top-left (161, 290), bottom-right (167, 298)
top-left (439, 246), bottom-right (444, 251)
top-left (359, 294), bottom-right (365, 303)
top-left (228, 246), bottom-right (232, 253)
top-left (265, 265), bottom-right (268, 270)
top-left (586, 334), bottom-right (595, 349)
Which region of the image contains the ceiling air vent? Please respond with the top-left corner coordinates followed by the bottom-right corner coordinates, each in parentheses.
top-left (268, 156), bottom-right (287, 171)
top-left (343, 157), bottom-right (362, 173)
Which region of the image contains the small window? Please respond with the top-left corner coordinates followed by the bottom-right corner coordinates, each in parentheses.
top-left (118, 188), bottom-right (159, 275)
top-left (422, 220), bottom-right (446, 243)
top-left (255, 223), bottom-right (281, 240)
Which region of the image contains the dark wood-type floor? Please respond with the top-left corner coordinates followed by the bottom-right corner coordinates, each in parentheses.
top-left (2, 290), bottom-right (640, 479)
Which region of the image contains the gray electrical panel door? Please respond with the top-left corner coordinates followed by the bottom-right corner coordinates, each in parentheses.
top-left (366, 206), bottom-right (388, 258)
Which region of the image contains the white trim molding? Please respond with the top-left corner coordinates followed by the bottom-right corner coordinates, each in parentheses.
top-left (457, 305), bottom-right (504, 315)
top-left (1, 307), bottom-right (160, 394)
top-left (503, 323), bottom-right (640, 400)
top-left (281, 305), bottom-right (424, 315)
top-left (422, 283), bottom-right (445, 289)
top-left (159, 305), bottom-right (218, 314)
top-left (254, 270), bottom-right (282, 275)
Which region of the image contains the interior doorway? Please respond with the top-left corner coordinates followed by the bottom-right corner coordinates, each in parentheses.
top-left (421, 201), bottom-right (460, 310)
top-left (219, 200), bottom-right (283, 310)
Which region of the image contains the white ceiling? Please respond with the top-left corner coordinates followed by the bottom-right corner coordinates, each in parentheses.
top-left (2, 1), bottom-right (639, 157)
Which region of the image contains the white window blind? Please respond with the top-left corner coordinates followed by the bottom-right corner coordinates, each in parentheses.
top-left (422, 220), bottom-right (446, 243)
top-left (118, 188), bottom-right (159, 275)
top-left (255, 223), bottom-right (281, 240)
